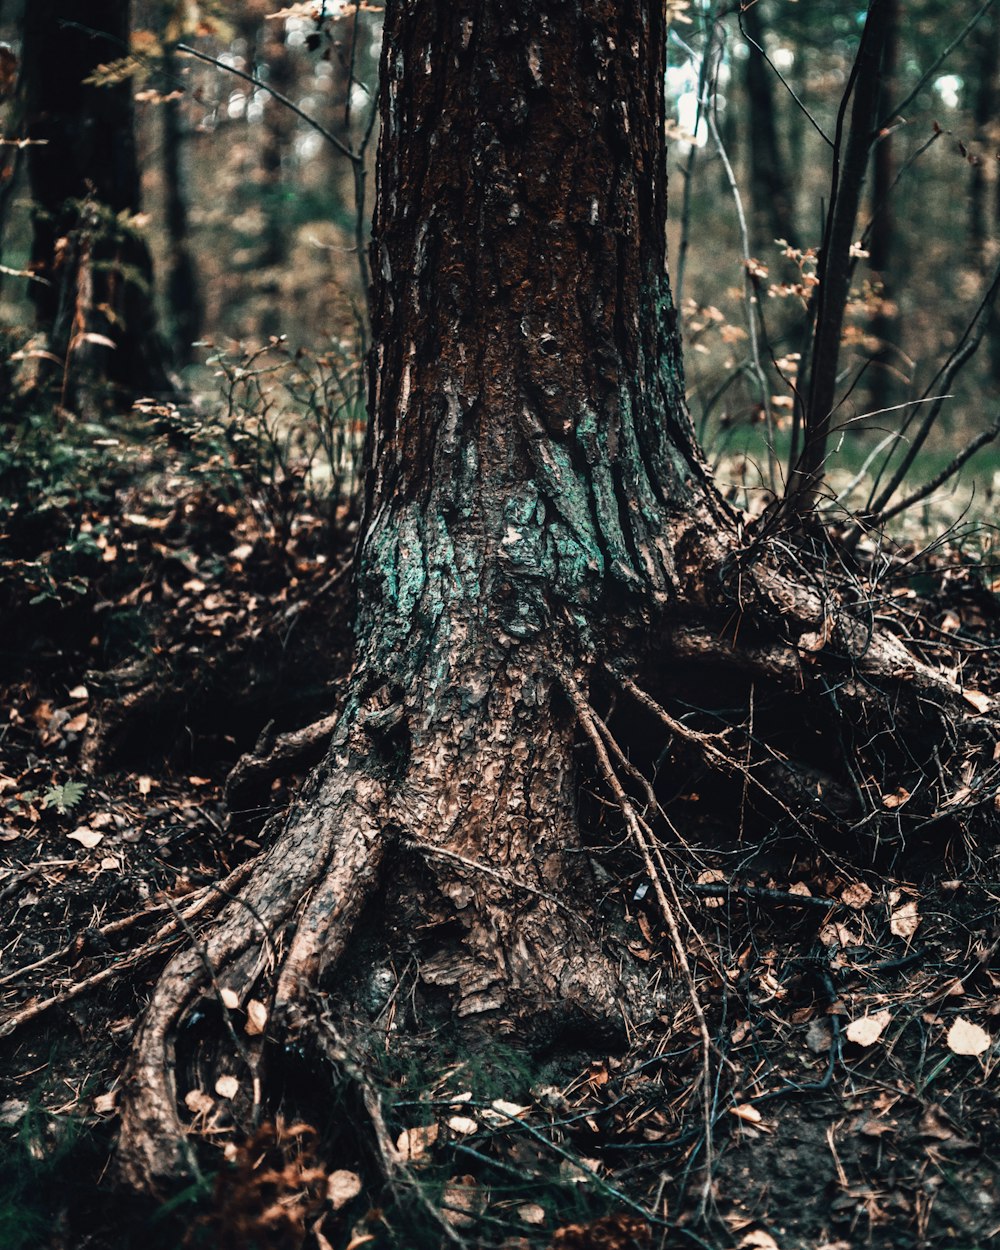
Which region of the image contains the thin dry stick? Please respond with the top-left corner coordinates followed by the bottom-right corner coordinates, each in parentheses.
top-left (0, 857), bottom-right (257, 988)
top-left (612, 669), bottom-right (815, 838)
top-left (876, 417), bottom-right (1000, 526)
top-left (561, 674), bottom-right (715, 1210)
top-left (0, 936), bottom-right (184, 1039)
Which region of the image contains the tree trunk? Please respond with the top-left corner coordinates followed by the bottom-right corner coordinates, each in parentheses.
top-left (22, 0), bottom-right (168, 409)
top-left (866, 0), bottom-right (899, 414)
top-left (117, 0), bottom-right (998, 1193)
top-left (742, 0), bottom-right (796, 254)
top-left (161, 45), bottom-right (202, 367)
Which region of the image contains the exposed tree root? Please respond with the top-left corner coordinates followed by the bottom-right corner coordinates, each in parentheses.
top-left (224, 712), bottom-right (339, 827)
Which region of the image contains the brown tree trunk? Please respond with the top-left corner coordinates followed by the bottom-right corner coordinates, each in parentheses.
top-left (116, 0), bottom-right (997, 1194)
top-left (22, 0), bottom-right (168, 409)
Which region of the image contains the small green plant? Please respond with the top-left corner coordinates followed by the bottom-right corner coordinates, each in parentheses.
top-left (42, 781), bottom-right (87, 814)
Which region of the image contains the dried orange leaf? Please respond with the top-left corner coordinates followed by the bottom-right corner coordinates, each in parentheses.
top-left (730, 1103), bottom-right (763, 1124)
top-left (219, 987), bottom-right (240, 1010)
top-left (845, 1010), bottom-right (891, 1047)
top-left (946, 1017), bottom-right (991, 1056)
top-left (64, 713), bottom-right (88, 733)
top-left (447, 1115), bottom-right (478, 1135)
top-left (963, 689), bottom-right (992, 714)
top-left (841, 882), bottom-right (873, 910)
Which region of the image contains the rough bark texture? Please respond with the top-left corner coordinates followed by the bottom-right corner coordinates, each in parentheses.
top-left (22, 0), bottom-right (168, 406)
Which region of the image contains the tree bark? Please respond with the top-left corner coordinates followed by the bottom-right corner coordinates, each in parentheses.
top-left (116, 0), bottom-right (999, 1194)
top-left (22, 0), bottom-right (168, 408)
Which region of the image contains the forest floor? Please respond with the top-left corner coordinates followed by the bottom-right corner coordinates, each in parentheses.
top-left (2, 411), bottom-right (1000, 1250)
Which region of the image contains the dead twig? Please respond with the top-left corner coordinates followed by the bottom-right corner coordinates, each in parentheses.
top-left (559, 670), bottom-right (716, 1213)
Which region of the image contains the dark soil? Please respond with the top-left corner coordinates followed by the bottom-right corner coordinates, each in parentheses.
top-left (2, 439), bottom-right (1000, 1249)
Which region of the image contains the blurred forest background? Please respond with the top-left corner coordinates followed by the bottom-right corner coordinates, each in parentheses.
top-left (2, 0), bottom-right (1000, 533)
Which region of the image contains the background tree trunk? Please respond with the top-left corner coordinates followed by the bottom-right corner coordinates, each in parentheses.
top-left (161, 45), bottom-right (202, 366)
top-left (22, 0), bottom-right (168, 408)
top-left (742, 0), bottom-right (796, 254)
top-left (866, 0), bottom-right (899, 415)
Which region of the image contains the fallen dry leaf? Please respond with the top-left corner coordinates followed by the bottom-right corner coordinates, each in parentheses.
top-left (64, 713), bottom-right (88, 734)
top-left (946, 1016), bottom-right (991, 1056)
top-left (440, 1175), bottom-right (483, 1228)
top-left (245, 998), bottom-right (268, 1036)
top-left (137, 776), bottom-right (152, 796)
top-left (184, 1089), bottom-right (214, 1116)
top-left (67, 827), bottom-right (103, 849)
top-left (696, 867), bottom-right (725, 907)
top-left (518, 1203), bottom-right (547, 1225)
top-left (730, 1104), bottom-right (763, 1124)
top-left (890, 900), bottom-right (920, 940)
top-left (327, 1169), bottom-right (362, 1210)
top-left (739, 1230), bottom-right (780, 1250)
top-left (396, 1123), bottom-right (438, 1159)
top-left (215, 1074), bottom-right (239, 1099)
top-left (219, 987), bottom-right (240, 1010)
top-left (963, 689), bottom-right (992, 714)
top-left (841, 882), bottom-right (873, 910)
top-left (881, 787), bottom-right (910, 810)
top-left (92, 1091), bottom-right (117, 1115)
top-left (845, 1010), bottom-right (891, 1047)
top-left (447, 1115), bottom-right (478, 1135)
